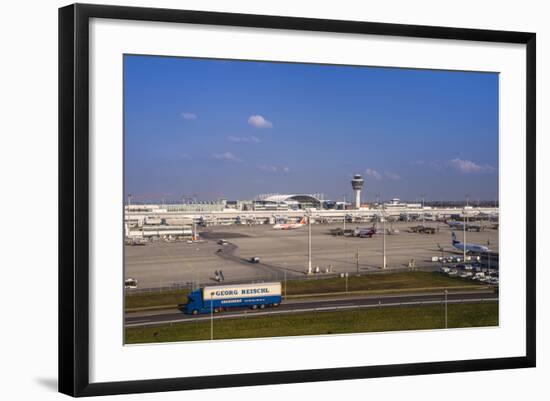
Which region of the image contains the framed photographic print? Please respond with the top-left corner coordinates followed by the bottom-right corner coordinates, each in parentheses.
top-left (59, 3), bottom-right (536, 397)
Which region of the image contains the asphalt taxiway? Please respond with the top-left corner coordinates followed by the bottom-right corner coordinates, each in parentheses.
top-left (125, 222), bottom-right (499, 289)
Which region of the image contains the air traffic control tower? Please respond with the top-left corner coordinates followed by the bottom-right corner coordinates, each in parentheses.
top-left (351, 174), bottom-right (364, 209)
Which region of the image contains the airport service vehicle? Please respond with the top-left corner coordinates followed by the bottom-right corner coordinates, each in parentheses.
top-left (248, 256), bottom-right (260, 263)
top-left (355, 227), bottom-right (376, 238)
top-left (408, 225), bottom-right (436, 234)
top-left (436, 255), bottom-right (462, 263)
top-left (217, 239), bottom-right (229, 245)
top-left (124, 278), bottom-right (138, 289)
top-left (273, 217), bottom-right (307, 230)
top-left (451, 231), bottom-right (490, 253)
top-left (125, 237), bottom-right (146, 246)
top-left (185, 282), bottom-right (282, 315)
top-left (447, 269), bottom-right (458, 277)
top-left (330, 228), bottom-right (356, 236)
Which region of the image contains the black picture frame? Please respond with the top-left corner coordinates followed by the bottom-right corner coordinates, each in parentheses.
top-left (59, 3), bottom-right (536, 397)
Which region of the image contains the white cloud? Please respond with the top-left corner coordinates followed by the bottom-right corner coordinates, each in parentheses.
top-left (365, 168), bottom-right (400, 180)
top-left (248, 115), bottom-right (273, 129)
top-left (259, 165), bottom-right (290, 173)
top-left (365, 168), bottom-right (382, 180)
top-left (384, 171), bottom-right (401, 180)
top-left (227, 136), bottom-right (261, 143)
top-left (259, 165), bottom-right (278, 172)
top-left (447, 158), bottom-right (495, 173)
top-left (211, 152), bottom-right (241, 162)
top-left (181, 112), bottom-right (197, 120)
top-left (415, 158), bottom-right (495, 174)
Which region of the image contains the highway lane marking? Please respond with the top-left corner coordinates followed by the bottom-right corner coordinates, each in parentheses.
top-left (125, 298), bottom-right (498, 328)
top-left (125, 291), bottom-right (495, 319)
top-left (282, 289), bottom-right (495, 304)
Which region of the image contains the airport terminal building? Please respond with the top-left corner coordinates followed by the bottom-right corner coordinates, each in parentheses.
top-left (254, 194), bottom-right (323, 211)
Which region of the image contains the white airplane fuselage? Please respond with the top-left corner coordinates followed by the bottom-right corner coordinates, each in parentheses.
top-left (451, 232), bottom-right (489, 253)
top-left (273, 218), bottom-right (306, 230)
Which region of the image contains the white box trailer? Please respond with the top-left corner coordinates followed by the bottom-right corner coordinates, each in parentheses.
top-left (203, 282), bottom-right (281, 301)
top-left (185, 282), bottom-right (282, 314)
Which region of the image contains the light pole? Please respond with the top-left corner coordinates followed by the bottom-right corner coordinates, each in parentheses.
top-left (487, 240), bottom-right (491, 271)
top-left (382, 207), bottom-right (387, 269)
top-left (463, 208), bottom-right (467, 263)
top-left (210, 296), bottom-right (214, 340)
top-left (345, 241), bottom-right (348, 269)
top-left (343, 194), bottom-right (346, 231)
top-left (283, 263), bottom-right (287, 299)
top-left (464, 193), bottom-right (470, 264)
top-left (438, 243), bottom-right (444, 268)
top-left (308, 215), bottom-right (312, 271)
top-left (421, 193), bottom-right (426, 227)
top-left (444, 289), bottom-right (448, 329)
top-left (356, 248), bottom-right (360, 275)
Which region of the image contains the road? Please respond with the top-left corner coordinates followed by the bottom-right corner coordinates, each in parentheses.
top-left (212, 242), bottom-right (300, 278)
top-left (125, 290), bottom-right (498, 328)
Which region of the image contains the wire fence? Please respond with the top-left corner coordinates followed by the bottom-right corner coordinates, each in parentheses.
top-left (124, 263), bottom-right (453, 295)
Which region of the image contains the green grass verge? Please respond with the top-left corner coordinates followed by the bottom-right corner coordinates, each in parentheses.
top-left (125, 301), bottom-right (498, 344)
top-left (283, 271), bottom-right (480, 295)
top-left (125, 272), bottom-right (484, 310)
top-left (125, 289), bottom-right (190, 310)
top-left (125, 272), bottom-right (484, 311)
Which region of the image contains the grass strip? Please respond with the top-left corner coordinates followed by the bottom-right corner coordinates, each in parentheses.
top-left (125, 301), bottom-right (498, 344)
top-left (125, 272), bottom-right (486, 311)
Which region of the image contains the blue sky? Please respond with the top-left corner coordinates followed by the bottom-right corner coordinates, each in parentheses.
top-left (124, 55), bottom-right (499, 203)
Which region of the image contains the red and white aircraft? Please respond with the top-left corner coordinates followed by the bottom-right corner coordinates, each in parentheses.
top-left (273, 217), bottom-right (307, 230)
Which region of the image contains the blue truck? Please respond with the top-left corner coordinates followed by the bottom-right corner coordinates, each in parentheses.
top-left (185, 282), bottom-right (282, 315)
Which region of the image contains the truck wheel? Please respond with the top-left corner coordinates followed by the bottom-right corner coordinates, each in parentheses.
top-left (192, 309), bottom-right (199, 315)
top-left (214, 308), bottom-right (220, 313)
top-left (251, 305), bottom-right (258, 310)
top-left (259, 304), bottom-right (266, 309)
top-left (272, 303), bottom-right (279, 307)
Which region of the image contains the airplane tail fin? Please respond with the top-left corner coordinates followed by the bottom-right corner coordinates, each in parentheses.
top-left (451, 231), bottom-right (457, 244)
top-left (300, 217), bottom-right (306, 225)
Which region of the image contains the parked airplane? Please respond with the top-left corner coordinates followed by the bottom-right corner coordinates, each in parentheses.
top-left (445, 219), bottom-right (482, 232)
top-left (273, 217), bottom-right (307, 230)
top-left (451, 231), bottom-right (489, 253)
